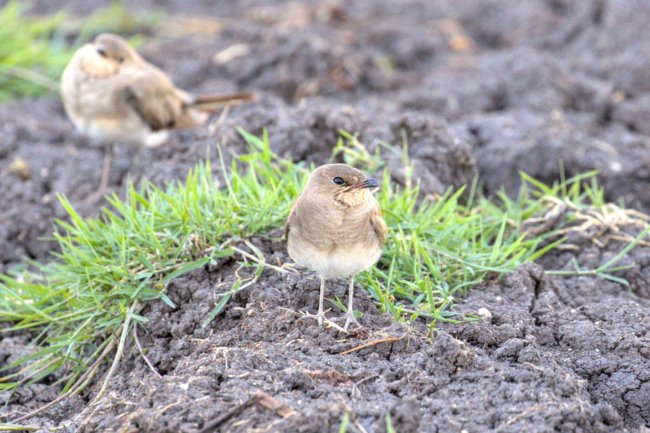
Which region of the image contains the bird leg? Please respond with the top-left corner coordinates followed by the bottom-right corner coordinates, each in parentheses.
top-left (299, 276), bottom-right (329, 328)
top-left (123, 145), bottom-right (143, 186)
top-left (317, 276), bottom-right (326, 326)
top-left (87, 142), bottom-right (114, 202)
top-left (343, 277), bottom-right (360, 331)
top-left (100, 142), bottom-right (114, 194)
top-left (130, 145), bottom-right (142, 171)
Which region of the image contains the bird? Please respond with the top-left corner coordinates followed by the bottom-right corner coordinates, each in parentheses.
top-left (285, 164), bottom-right (387, 330)
top-left (60, 33), bottom-right (254, 197)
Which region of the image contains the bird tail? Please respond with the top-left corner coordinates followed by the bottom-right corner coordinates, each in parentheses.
top-left (191, 92), bottom-right (255, 111)
top-left (174, 92), bottom-right (255, 129)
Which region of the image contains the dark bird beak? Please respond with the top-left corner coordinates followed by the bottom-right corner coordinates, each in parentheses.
top-left (350, 177), bottom-right (380, 190)
top-left (361, 178), bottom-right (379, 189)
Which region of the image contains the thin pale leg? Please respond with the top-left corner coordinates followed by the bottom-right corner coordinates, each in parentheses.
top-left (100, 142), bottom-right (114, 193)
top-left (124, 146), bottom-right (143, 186)
top-left (317, 276), bottom-right (326, 326)
top-left (344, 276), bottom-right (360, 330)
top-left (131, 145), bottom-right (142, 170)
top-left (89, 142), bottom-right (113, 201)
top-left (300, 276), bottom-right (346, 331)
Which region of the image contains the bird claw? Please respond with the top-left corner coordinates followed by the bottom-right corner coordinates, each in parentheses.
top-left (299, 309), bottom-right (326, 326)
top-left (299, 310), bottom-right (348, 332)
top-left (343, 311), bottom-right (361, 331)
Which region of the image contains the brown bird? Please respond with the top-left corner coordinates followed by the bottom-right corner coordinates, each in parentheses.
top-left (60, 33), bottom-right (254, 196)
top-left (286, 164), bottom-right (387, 330)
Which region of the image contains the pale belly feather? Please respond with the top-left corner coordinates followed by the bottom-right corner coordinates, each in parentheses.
top-left (288, 237), bottom-right (382, 279)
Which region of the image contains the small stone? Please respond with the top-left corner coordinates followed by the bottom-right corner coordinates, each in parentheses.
top-left (478, 307), bottom-right (492, 319)
top-left (8, 157), bottom-right (31, 180)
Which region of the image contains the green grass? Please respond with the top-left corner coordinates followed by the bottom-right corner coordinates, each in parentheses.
top-left (0, 1), bottom-right (157, 101)
top-left (337, 413), bottom-right (396, 432)
top-left (338, 413), bottom-right (350, 433)
top-left (386, 414), bottom-right (396, 433)
top-left (0, 131), bottom-right (299, 401)
top-left (0, 130), bottom-right (645, 413)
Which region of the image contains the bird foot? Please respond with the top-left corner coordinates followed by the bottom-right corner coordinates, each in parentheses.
top-left (342, 311), bottom-right (361, 331)
top-left (299, 310), bottom-right (347, 332)
top-left (298, 309), bottom-right (326, 326)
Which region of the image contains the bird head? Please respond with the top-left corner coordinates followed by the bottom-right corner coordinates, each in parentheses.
top-left (305, 164), bottom-right (380, 208)
top-left (93, 33), bottom-right (139, 64)
top-left (77, 33), bottom-right (140, 76)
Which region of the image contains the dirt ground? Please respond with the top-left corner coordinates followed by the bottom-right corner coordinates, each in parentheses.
top-left (1, 0), bottom-right (649, 432)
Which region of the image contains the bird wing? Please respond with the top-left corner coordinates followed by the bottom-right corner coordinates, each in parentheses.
top-left (285, 201), bottom-right (298, 240)
top-left (122, 65), bottom-right (187, 131)
top-left (369, 204), bottom-right (388, 246)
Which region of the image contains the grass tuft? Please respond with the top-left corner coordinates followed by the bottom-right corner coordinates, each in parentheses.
top-left (0, 131), bottom-right (299, 398)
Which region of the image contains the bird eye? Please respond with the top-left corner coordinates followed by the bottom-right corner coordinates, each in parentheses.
top-left (97, 48), bottom-right (107, 58)
top-left (332, 176), bottom-right (345, 185)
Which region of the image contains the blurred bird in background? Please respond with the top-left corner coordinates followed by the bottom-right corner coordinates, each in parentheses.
top-left (61, 33), bottom-right (254, 197)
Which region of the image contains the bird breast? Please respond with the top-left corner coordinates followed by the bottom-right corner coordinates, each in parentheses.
top-left (61, 54), bottom-right (151, 146)
top-left (287, 197), bottom-right (383, 278)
